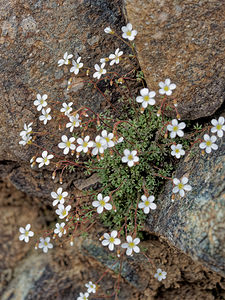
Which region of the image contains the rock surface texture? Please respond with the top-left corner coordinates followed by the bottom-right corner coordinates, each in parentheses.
top-left (125, 0), bottom-right (225, 120)
top-left (147, 134), bottom-right (225, 276)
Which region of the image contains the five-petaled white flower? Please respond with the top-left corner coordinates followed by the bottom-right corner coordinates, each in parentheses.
top-left (154, 268), bottom-right (167, 281)
top-left (58, 135), bottom-right (76, 155)
top-left (136, 88), bottom-right (156, 109)
top-left (101, 130), bottom-right (115, 148)
top-left (60, 102), bottom-right (73, 116)
top-left (104, 26), bottom-right (114, 34)
top-left (92, 193), bottom-right (112, 214)
top-left (121, 23), bottom-right (137, 41)
top-left (109, 48), bottom-right (123, 65)
top-left (39, 107), bottom-right (52, 125)
top-left (76, 136), bottom-right (93, 153)
top-left (93, 63), bottom-right (106, 80)
top-left (138, 195), bottom-right (157, 214)
top-left (85, 281), bottom-right (96, 294)
top-left (92, 135), bottom-right (107, 156)
top-left (56, 204), bottom-right (72, 219)
top-left (58, 52), bottom-right (73, 67)
top-left (211, 117), bottom-right (225, 138)
top-left (70, 57), bottom-right (83, 75)
top-left (19, 224), bottom-right (34, 243)
top-left (38, 237), bottom-right (53, 253)
top-left (199, 134), bottom-right (218, 154)
top-left (122, 149), bottom-right (139, 167)
top-left (54, 222), bottom-right (66, 237)
top-left (66, 114), bottom-right (81, 132)
top-left (173, 177), bottom-right (192, 197)
top-left (167, 119), bottom-right (186, 138)
top-left (77, 292), bottom-right (89, 300)
top-left (19, 134), bottom-right (32, 146)
top-left (36, 151), bottom-right (54, 168)
top-left (171, 144), bottom-right (185, 159)
top-left (121, 235), bottom-right (140, 256)
top-left (102, 230), bottom-right (121, 251)
top-left (34, 94), bottom-right (48, 111)
top-left (51, 187), bottom-right (68, 206)
top-left (20, 122), bottom-right (33, 138)
top-left (159, 78), bottom-right (176, 96)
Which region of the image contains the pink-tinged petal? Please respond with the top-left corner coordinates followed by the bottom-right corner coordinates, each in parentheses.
top-left (97, 206), bottom-right (103, 214)
top-left (105, 203), bottom-right (112, 210)
top-left (92, 201), bottom-right (99, 207)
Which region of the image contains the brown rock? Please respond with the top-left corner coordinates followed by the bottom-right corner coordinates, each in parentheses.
top-left (125, 0), bottom-right (225, 120)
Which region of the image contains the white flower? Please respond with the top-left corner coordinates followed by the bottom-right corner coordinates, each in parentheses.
top-left (51, 187), bottom-right (68, 206)
top-left (56, 204), bottom-right (71, 219)
top-left (39, 107), bottom-right (52, 125)
top-left (19, 224), bottom-right (34, 243)
top-left (19, 134), bottom-right (32, 146)
top-left (19, 122), bottom-right (33, 138)
top-left (100, 58), bottom-right (106, 63)
top-left (122, 149), bottom-right (139, 167)
top-left (121, 235), bottom-right (140, 256)
top-left (211, 117), bottom-right (225, 138)
top-left (66, 114), bottom-right (81, 132)
top-left (92, 135), bottom-right (107, 156)
top-left (101, 130), bottom-right (115, 148)
top-left (167, 119), bottom-right (186, 138)
top-left (77, 292), bottom-right (89, 300)
top-left (122, 23), bottom-right (137, 41)
top-left (136, 88), bottom-right (156, 109)
top-left (36, 151), bottom-right (54, 168)
top-left (54, 222), bottom-right (66, 238)
top-left (70, 57), bottom-right (83, 75)
top-left (38, 237), bottom-right (53, 253)
top-left (102, 230), bottom-right (121, 251)
top-left (93, 63), bottom-right (106, 80)
top-left (58, 52), bottom-right (73, 67)
top-left (60, 102), bottom-right (73, 116)
top-left (34, 94), bottom-right (48, 111)
top-left (92, 193), bottom-right (112, 214)
top-left (173, 177), bottom-right (192, 197)
top-left (104, 26), bottom-right (114, 34)
top-left (154, 269), bottom-right (167, 281)
top-left (85, 281), bottom-right (96, 294)
top-left (138, 195), bottom-right (157, 214)
top-left (159, 78), bottom-right (176, 96)
top-left (109, 48), bottom-right (123, 66)
top-left (199, 134), bottom-right (218, 154)
top-left (58, 135), bottom-right (76, 155)
top-left (76, 136), bottom-right (93, 153)
top-left (171, 144), bottom-right (185, 159)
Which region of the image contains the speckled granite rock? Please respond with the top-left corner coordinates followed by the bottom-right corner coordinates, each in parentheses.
top-left (146, 134), bottom-right (225, 276)
top-left (125, 0), bottom-right (225, 120)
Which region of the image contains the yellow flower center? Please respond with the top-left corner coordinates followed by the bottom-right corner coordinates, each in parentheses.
top-left (100, 200), bottom-right (105, 206)
top-left (40, 99), bottom-right (44, 104)
top-left (60, 227), bottom-right (64, 233)
top-left (76, 63), bottom-right (80, 68)
top-left (99, 68), bottom-right (103, 74)
top-left (173, 126), bottom-right (178, 132)
top-left (96, 142), bottom-right (102, 148)
top-left (175, 149), bottom-right (180, 153)
top-left (105, 137), bottom-right (110, 142)
top-left (206, 141), bottom-right (212, 147)
top-left (144, 95), bottom-right (149, 101)
top-left (83, 142), bottom-right (88, 147)
top-left (62, 210), bottom-right (67, 216)
top-left (44, 157), bottom-right (48, 163)
top-left (58, 195), bottom-right (62, 200)
top-left (159, 272), bottom-right (162, 276)
top-left (45, 114), bottom-right (49, 118)
top-left (127, 31), bottom-right (132, 36)
top-left (25, 231), bottom-right (29, 236)
top-left (145, 200), bottom-right (150, 206)
top-left (44, 242), bottom-right (48, 246)
top-left (129, 242), bottom-right (135, 248)
top-left (109, 237), bottom-right (115, 243)
top-left (66, 141), bottom-right (71, 147)
top-left (178, 183), bottom-right (184, 189)
top-left (216, 124), bottom-right (222, 130)
top-left (164, 86), bottom-right (169, 91)
top-left (128, 154), bottom-right (133, 161)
